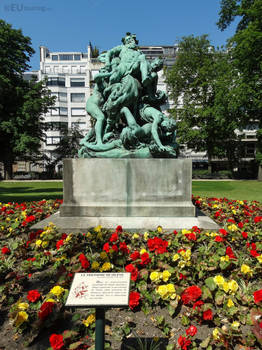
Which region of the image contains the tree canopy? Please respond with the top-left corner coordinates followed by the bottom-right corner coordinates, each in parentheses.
top-left (0, 20), bottom-right (55, 179)
top-left (166, 35), bottom-right (248, 169)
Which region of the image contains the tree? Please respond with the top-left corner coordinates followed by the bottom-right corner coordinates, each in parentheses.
top-left (217, 0), bottom-right (262, 179)
top-left (0, 20), bottom-right (55, 179)
top-left (43, 125), bottom-right (83, 178)
top-left (165, 35), bottom-right (248, 171)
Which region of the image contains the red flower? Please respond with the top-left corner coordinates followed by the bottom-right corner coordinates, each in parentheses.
top-left (203, 309), bottom-right (213, 320)
top-left (181, 286), bottom-right (202, 305)
top-left (79, 253), bottom-right (90, 269)
top-left (219, 228), bottom-right (228, 236)
top-left (140, 252), bottom-right (151, 266)
top-left (215, 236), bottom-right (224, 242)
top-left (226, 246), bottom-right (237, 259)
top-left (27, 257), bottom-right (36, 261)
top-left (115, 225), bottom-right (123, 233)
top-left (111, 244), bottom-right (118, 252)
top-left (179, 273), bottom-right (187, 280)
top-left (61, 233), bottom-right (67, 240)
top-left (119, 242), bottom-right (130, 254)
top-left (1, 246), bottom-right (10, 255)
top-left (192, 226), bottom-right (200, 233)
top-left (193, 300), bottom-right (204, 311)
top-left (254, 216), bottom-right (262, 223)
top-left (130, 251), bottom-right (140, 261)
top-left (173, 230), bottom-right (178, 235)
top-left (125, 264), bottom-right (138, 281)
top-left (103, 242), bottom-right (110, 253)
top-left (129, 291), bottom-right (140, 310)
top-left (250, 249), bottom-right (260, 257)
top-left (49, 334), bottom-right (64, 350)
top-left (27, 289), bottom-right (41, 302)
top-left (26, 215), bottom-right (36, 223)
top-left (242, 231), bottom-right (248, 239)
top-left (238, 222), bottom-right (244, 228)
top-left (186, 325), bottom-right (198, 337)
top-left (254, 289), bottom-right (262, 304)
top-left (38, 301), bottom-right (54, 320)
top-left (147, 237), bottom-right (168, 254)
top-left (185, 233), bottom-right (197, 241)
top-left (56, 239), bottom-right (64, 250)
top-left (109, 233), bottom-right (118, 243)
top-left (178, 335), bottom-right (191, 350)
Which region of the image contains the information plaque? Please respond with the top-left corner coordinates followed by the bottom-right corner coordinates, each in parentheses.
top-left (65, 273), bottom-right (131, 307)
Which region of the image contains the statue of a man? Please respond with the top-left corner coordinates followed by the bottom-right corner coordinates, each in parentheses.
top-left (104, 32), bottom-right (151, 87)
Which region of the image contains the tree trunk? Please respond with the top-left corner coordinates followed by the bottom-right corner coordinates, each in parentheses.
top-left (258, 164), bottom-right (262, 181)
top-left (4, 160), bottom-right (13, 180)
top-left (207, 154), bottom-right (213, 174)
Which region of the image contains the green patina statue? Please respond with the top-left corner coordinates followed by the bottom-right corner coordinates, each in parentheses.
top-left (78, 32), bottom-right (177, 158)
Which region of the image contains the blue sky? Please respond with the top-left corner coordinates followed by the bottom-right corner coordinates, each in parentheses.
top-left (0, 0), bottom-right (238, 70)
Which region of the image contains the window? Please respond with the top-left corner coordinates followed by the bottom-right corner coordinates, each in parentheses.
top-left (51, 107), bottom-right (68, 116)
top-left (71, 108), bottom-right (86, 116)
top-left (59, 54), bottom-right (73, 61)
top-left (46, 137), bottom-right (61, 145)
top-left (74, 54), bottom-right (81, 60)
top-left (71, 93), bottom-right (85, 102)
top-left (70, 78), bottom-right (85, 87)
top-left (45, 122), bottom-right (68, 131)
top-left (58, 92), bottom-right (67, 102)
top-left (47, 77), bottom-right (65, 86)
top-left (52, 55), bottom-right (58, 61)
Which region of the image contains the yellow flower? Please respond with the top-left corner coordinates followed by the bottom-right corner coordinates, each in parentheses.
top-left (50, 286), bottom-right (65, 297)
top-left (150, 271), bottom-right (161, 282)
top-left (228, 280), bottom-right (238, 294)
top-left (231, 321), bottom-right (240, 330)
top-left (42, 241), bottom-right (49, 248)
top-left (220, 255), bottom-right (230, 262)
top-left (223, 282), bottom-right (230, 293)
top-left (228, 224), bottom-right (238, 232)
top-left (65, 234), bottom-right (72, 242)
top-left (205, 232), bottom-right (210, 236)
top-left (15, 311), bottom-right (28, 327)
top-left (213, 328), bottom-right (221, 340)
top-left (132, 233), bottom-right (139, 239)
top-left (227, 298), bottom-right (234, 308)
top-left (157, 285), bottom-right (169, 299)
top-left (91, 261), bottom-right (100, 270)
top-left (182, 229), bottom-right (190, 235)
top-left (94, 225), bottom-right (102, 233)
top-left (241, 264), bottom-right (253, 275)
top-left (35, 239), bottom-right (42, 247)
top-left (18, 302), bottom-right (29, 310)
top-left (8, 227), bottom-right (13, 233)
top-left (214, 275), bottom-right (225, 286)
top-left (144, 232), bottom-right (149, 241)
top-left (82, 313), bottom-right (95, 327)
top-left (5, 217), bottom-right (10, 222)
top-left (184, 249), bottom-right (191, 261)
top-left (213, 204), bottom-right (218, 208)
top-left (172, 253), bottom-right (179, 262)
top-left (86, 232), bottom-right (92, 238)
top-left (140, 248), bottom-right (147, 255)
top-left (157, 226), bottom-right (163, 233)
top-left (257, 255), bottom-right (262, 263)
top-left (232, 209), bottom-right (236, 215)
top-left (178, 261), bottom-right (186, 269)
top-left (239, 200), bottom-right (244, 205)
top-left (100, 262), bottom-right (112, 272)
top-left (162, 270), bottom-right (171, 282)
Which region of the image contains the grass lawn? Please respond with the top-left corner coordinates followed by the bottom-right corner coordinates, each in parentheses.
top-left (192, 180), bottom-right (262, 202)
top-left (0, 180), bottom-right (262, 203)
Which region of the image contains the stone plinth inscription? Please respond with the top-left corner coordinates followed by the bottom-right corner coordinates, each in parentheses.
top-left (66, 273), bottom-right (131, 307)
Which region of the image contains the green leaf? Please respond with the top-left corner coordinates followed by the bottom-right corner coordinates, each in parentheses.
top-left (181, 315), bottom-right (190, 326)
top-left (200, 336), bottom-right (211, 348)
top-left (156, 315), bottom-right (164, 326)
top-left (69, 341), bottom-right (84, 349)
top-left (202, 286), bottom-right (213, 301)
top-left (72, 313), bottom-right (81, 322)
top-left (166, 345), bottom-right (175, 350)
top-left (215, 290), bottom-right (224, 305)
top-left (205, 277), bottom-right (217, 291)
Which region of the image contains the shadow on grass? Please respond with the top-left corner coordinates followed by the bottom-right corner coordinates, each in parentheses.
top-left (121, 337), bottom-right (169, 349)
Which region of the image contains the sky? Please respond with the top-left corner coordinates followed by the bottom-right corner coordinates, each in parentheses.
top-left (0, 0), bottom-right (238, 71)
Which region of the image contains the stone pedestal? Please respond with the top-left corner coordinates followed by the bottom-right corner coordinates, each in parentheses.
top-left (32, 158), bottom-right (219, 231)
top-left (60, 158), bottom-right (195, 217)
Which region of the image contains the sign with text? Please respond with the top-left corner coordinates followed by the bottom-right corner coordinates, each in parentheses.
top-left (65, 273), bottom-right (131, 307)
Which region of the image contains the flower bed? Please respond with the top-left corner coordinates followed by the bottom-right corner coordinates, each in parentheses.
top-left (0, 196), bottom-right (261, 349)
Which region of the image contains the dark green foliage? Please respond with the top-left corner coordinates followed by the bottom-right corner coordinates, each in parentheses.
top-left (165, 35), bottom-right (247, 169)
top-left (0, 20), bottom-right (55, 179)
